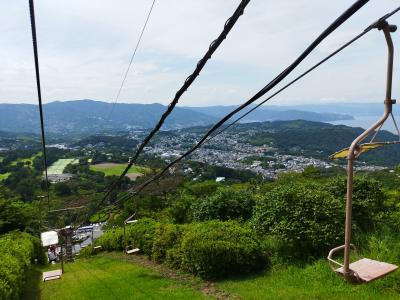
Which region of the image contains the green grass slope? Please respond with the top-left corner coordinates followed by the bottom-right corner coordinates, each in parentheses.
top-left (24, 254), bottom-right (209, 300)
top-left (217, 260), bottom-right (400, 300)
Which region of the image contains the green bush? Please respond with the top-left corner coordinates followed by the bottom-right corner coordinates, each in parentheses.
top-left (167, 192), bottom-right (195, 224)
top-left (95, 227), bottom-right (124, 251)
top-left (167, 221), bottom-right (268, 279)
top-left (95, 218), bottom-right (157, 257)
top-left (325, 177), bottom-right (386, 231)
top-left (94, 219), bottom-right (268, 279)
top-left (126, 218), bottom-right (157, 257)
top-left (252, 182), bottom-right (344, 258)
top-left (152, 223), bottom-right (182, 263)
top-left (191, 188), bottom-right (255, 222)
top-left (0, 232), bottom-right (45, 299)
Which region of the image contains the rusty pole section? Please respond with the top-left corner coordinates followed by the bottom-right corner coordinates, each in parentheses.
top-left (343, 21), bottom-right (396, 279)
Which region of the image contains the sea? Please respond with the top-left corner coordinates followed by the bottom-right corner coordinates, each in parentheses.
top-left (328, 116), bottom-right (399, 135)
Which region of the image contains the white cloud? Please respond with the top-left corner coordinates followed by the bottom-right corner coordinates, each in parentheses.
top-left (0, 0), bottom-right (399, 106)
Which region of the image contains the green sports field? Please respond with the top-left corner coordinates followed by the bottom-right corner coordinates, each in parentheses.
top-left (48, 158), bottom-right (79, 175)
top-left (90, 163), bottom-right (150, 178)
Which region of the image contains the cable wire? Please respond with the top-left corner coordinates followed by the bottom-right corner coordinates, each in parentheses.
top-left (29, 0), bottom-right (50, 209)
top-left (95, 0), bottom-right (252, 214)
top-left (212, 6), bottom-right (400, 142)
top-left (108, 0), bottom-right (156, 119)
top-left (96, 0), bottom-right (373, 214)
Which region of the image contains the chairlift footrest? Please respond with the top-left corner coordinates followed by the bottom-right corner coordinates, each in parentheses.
top-left (43, 269), bottom-right (62, 282)
top-left (126, 248), bottom-right (140, 255)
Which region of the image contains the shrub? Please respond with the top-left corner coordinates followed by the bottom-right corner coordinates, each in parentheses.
top-left (0, 232), bottom-right (44, 299)
top-left (191, 188), bottom-right (255, 222)
top-left (95, 218), bottom-right (157, 257)
top-left (126, 218), bottom-right (157, 257)
top-left (325, 177), bottom-right (386, 231)
top-left (251, 182), bottom-right (344, 258)
top-left (167, 193), bottom-right (195, 224)
top-left (95, 227), bottom-right (124, 251)
top-left (167, 220), bottom-right (268, 279)
top-left (152, 223), bottom-right (182, 263)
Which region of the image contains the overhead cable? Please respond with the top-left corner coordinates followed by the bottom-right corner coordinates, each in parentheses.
top-left (29, 0), bottom-right (51, 208)
top-left (103, 0), bottom-right (371, 210)
top-left (108, 0), bottom-right (157, 119)
top-left (96, 0), bottom-right (252, 212)
top-left (210, 5), bottom-right (400, 141)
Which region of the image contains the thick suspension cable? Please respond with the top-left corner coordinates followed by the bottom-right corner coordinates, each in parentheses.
top-left (96, 0), bottom-right (372, 214)
top-left (108, 0), bottom-right (156, 119)
top-left (210, 6), bottom-right (400, 141)
top-left (29, 0), bottom-right (50, 208)
top-left (96, 0), bottom-right (251, 212)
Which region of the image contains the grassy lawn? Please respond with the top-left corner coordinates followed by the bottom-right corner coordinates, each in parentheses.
top-left (21, 253), bottom-right (400, 300)
top-left (48, 158), bottom-right (78, 175)
top-left (90, 163), bottom-right (150, 177)
top-left (216, 260), bottom-right (400, 300)
top-left (0, 172), bottom-right (10, 181)
top-left (24, 254), bottom-right (209, 300)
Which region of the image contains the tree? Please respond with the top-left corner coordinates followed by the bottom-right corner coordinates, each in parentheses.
top-left (324, 176), bottom-right (386, 231)
top-left (15, 178), bottom-right (36, 202)
top-left (252, 182), bottom-right (344, 258)
top-left (191, 187), bottom-right (255, 222)
top-left (54, 182), bottom-right (72, 196)
top-left (0, 198), bottom-right (37, 234)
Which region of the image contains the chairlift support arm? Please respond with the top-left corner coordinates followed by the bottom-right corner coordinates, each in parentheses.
top-left (342, 20), bottom-right (396, 281)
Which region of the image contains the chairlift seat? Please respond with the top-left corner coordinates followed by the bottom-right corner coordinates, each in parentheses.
top-left (43, 269), bottom-right (62, 282)
top-left (126, 248), bottom-right (140, 255)
top-left (126, 220), bottom-right (138, 224)
top-left (335, 258), bottom-right (398, 283)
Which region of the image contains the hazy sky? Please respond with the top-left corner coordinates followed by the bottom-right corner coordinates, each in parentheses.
top-left (0, 0), bottom-right (399, 106)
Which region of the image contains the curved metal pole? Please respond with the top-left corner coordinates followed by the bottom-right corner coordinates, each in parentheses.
top-left (343, 21), bottom-right (396, 278)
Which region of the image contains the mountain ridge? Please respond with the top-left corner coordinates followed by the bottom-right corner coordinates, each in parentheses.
top-left (0, 99), bottom-right (353, 135)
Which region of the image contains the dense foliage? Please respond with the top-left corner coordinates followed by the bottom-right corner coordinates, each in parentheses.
top-left (166, 221), bottom-right (268, 278)
top-left (251, 177), bottom-right (388, 259)
top-left (252, 182), bottom-right (344, 257)
top-left (0, 232), bottom-right (45, 299)
top-left (191, 187), bottom-right (255, 222)
top-left (94, 218), bottom-right (268, 279)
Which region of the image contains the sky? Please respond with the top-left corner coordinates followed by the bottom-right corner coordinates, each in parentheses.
top-left (0, 0), bottom-right (399, 107)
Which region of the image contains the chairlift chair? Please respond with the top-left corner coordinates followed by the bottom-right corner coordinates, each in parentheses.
top-left (124, 213), bottom-right (140, 254)
top-left (328, 21), bottom-right (399, 284)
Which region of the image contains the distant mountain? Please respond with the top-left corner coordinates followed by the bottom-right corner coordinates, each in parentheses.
top-left (0, 100), bottom-right (356, 135)
top-left (184, 105), bottom-right (353, 122)
top-left (0, 100), bottom-right (217, 135)
top-left (262, 103), bottom-right (398, 117)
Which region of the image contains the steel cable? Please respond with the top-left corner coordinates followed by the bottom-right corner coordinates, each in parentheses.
top-left (94, 0), bottom-right (252, 215)
top-left (29, 0), bottom-right (51, 209)
top-left (108, 0), bottom-right (157, 119)
top-left (93, 0), bottom-right (375, 218)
